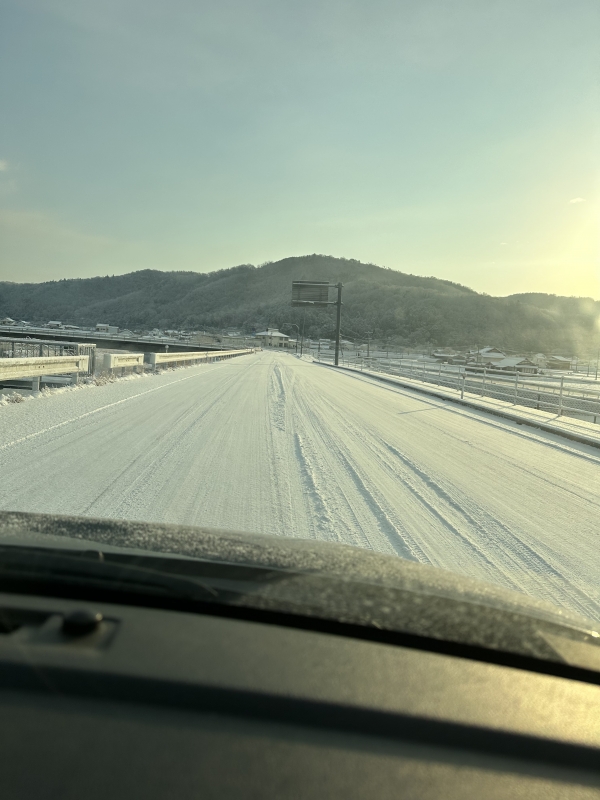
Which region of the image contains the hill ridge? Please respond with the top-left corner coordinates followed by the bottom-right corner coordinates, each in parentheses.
top-left (0, 255), bottom-right (598, 355)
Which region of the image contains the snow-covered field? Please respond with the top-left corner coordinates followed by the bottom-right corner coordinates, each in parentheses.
top-left (2, 351), bottom-right (599, 620)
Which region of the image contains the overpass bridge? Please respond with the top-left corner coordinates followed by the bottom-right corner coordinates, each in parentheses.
top-left (0, 325), bottom-right (230, 354)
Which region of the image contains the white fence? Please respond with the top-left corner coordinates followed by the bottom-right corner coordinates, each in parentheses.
top-left (320, 354), bottom-right (600, 423)
top-left (0, 355), bottom-right (89, 382)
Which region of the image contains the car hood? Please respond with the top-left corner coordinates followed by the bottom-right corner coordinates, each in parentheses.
top-left (0, 509), bottom-right (595, 636)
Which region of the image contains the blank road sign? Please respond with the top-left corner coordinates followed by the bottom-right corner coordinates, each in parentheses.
top-left (291, 281), bottom-right (331, 307)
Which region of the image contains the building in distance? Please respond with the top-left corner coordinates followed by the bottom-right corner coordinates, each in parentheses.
top-left (255, 328), bottom-right (292, 348)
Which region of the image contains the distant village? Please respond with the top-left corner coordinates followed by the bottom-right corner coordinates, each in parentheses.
top-left (0, 315), bottom-right (586, 376)
top-left (430, 346), bottom-right (576, 374)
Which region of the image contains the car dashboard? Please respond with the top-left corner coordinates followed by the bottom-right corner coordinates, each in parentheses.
top-left (1, 588), bottom-right (600, 799)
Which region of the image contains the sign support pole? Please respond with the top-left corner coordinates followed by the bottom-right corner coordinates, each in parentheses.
top-left (290, 280), bottom-right (342, 365)
top-left (334, 282), bottom-right (343, 367)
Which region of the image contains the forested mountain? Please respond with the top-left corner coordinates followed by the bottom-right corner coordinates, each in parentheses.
top-left (1, 255), bottom-right (598, 355)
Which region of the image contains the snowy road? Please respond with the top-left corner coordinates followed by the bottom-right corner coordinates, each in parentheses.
top-left (2, 351), bottom-right (600, 619)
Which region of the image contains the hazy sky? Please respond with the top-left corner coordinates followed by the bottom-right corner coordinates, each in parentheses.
top-left (1, 0), bottom-right (598, 297)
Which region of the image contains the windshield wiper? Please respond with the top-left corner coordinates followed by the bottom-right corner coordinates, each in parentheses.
top-left (0, 545), bottom-right (243, 604)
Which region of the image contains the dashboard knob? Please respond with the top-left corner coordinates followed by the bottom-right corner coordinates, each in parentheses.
top-left (62, 610), bottom-right (103, 636)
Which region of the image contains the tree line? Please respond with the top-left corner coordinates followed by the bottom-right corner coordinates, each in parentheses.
top-left (1, 255), bottom-right (598, 356)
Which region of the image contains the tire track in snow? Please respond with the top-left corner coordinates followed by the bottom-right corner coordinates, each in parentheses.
top-left (264, 358), bottom-right (301, 537)
top-left (303, 388), bottom-right (482, 562)
top-left (311, 377), bottom-right (598, 613)
top-left (319, 437), bottom-right (423, 561)
top-left (311, 390), bottom-right (495, 567)
top-left (379, 440), bottom-right (596, 614)
top-left (293, 432), bottom-right (337, 540)
top-left (290, 379), bottom-right (378, 549)
top-left (307, 361), bottom-right (600, 618)
top-left (269, 362), bottom-right (287, 433)
top-left (291, 384), bottom-right (421, 557)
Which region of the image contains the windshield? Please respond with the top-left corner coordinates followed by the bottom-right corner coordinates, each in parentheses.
top-left (0, 1), bottom-right (599, 631)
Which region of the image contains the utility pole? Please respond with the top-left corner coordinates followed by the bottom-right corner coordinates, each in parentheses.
top-left (300, 308), bottom-right (307, 356)
top-left (334, 282), bottom-right (343, 366)
top-left (281, 323), bottom-right (299, 353)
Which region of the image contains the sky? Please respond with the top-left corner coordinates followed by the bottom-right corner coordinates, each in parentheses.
top-left (0, 0), bottom-right (599, 297)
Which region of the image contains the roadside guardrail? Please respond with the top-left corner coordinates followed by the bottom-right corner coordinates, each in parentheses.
top-left (319, 354), bottom-right (600, 423)
top-left (0, 355), bottom-right (90, 391)
top-left (0, 337), bottom-right (96, 375)
top-left (147, 348), bottom-right (254, 368)
top-left (103, 352), bottom-right (145, 372)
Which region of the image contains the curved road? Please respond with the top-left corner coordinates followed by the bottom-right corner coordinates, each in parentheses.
top-left (1, 351), bottom-right (599, 620)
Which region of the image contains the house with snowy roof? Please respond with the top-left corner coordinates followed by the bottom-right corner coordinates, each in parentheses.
top-left (254, 328), bottom-right (292, 348)
top-left (493, 357), bottom-right (538, 374)
top-left (469, 346), bottom-right (506, 364)
top-left (547, 355), bottom-right (575, 371)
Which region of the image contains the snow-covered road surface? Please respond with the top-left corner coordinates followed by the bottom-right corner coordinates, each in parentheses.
top-left (2, 351), bottom-right (599, 620)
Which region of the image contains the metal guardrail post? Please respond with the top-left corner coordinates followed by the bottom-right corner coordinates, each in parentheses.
top-left (482, 368), bottom-right (486, 398)
top-left (514, 372), bottom-right (518, 405)
top-left (461, 373), bottom-right (465, 399)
